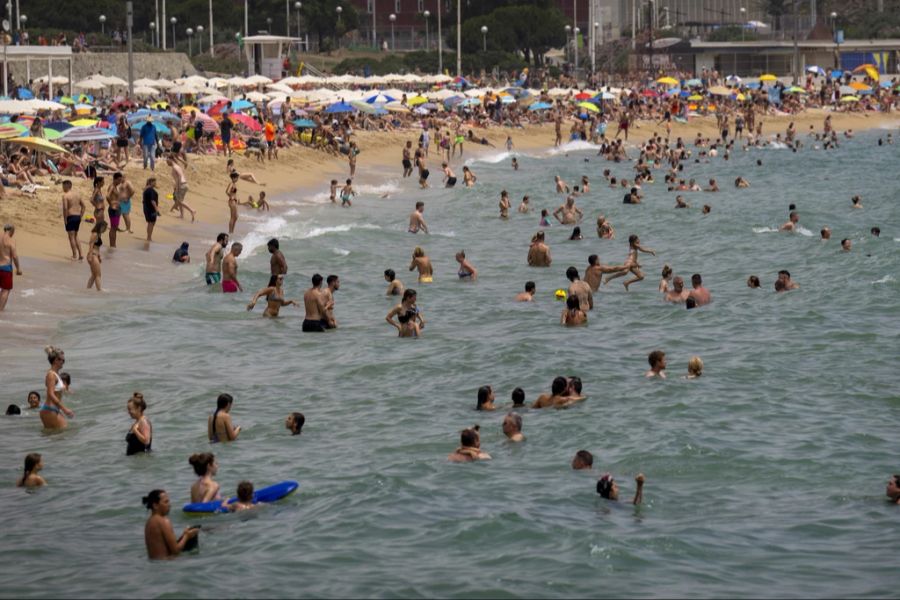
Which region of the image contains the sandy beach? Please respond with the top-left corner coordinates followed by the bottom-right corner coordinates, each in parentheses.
top-left (1, 108), bottom-right (897, 334)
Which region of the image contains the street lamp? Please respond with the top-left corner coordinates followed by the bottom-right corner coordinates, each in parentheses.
top-left (336, 5), bottom-right (343, 49)
top-left (480, 25), bottom-right (487, 52)
top-left (18, 14), bottom-right (26, 34)
top-left (564, 24), bottom-right (571, 65)
top-left (389, 13), bottom-right (396, 51)
top-left (423, 10), bottom-right (430, 51)
top-left (574, 26), bottom-right (580, 75)
top-left (592, 21), bottom-right (599, 74)
top-left (170, 16), bottom-right (177, 49)
top-left (830, 11), bottom-right (839, 70)
top-left (739, 7), bottom-right (746, 42)
top-left (186, 27), bottom-right (193, 55)
top-left (149, 21), bottom-right (156, 47)
top-left (295, 2), bottom-right (302, 42)
top-left (266, 17), bottom-right (272, 33)
top-left (197, 25), bottom-right (203, 54)
top-left (99, 14), bottom-right (107, 36)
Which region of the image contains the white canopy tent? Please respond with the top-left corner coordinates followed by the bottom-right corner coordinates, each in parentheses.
top-left (1, 45), bottom-right (74, 97)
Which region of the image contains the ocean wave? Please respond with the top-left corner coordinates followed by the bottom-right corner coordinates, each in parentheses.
top-left (355, 181), bottom-right (402, 197)
top-left (768, 142), bottom-right (789, 150)
top-left (872, 275), bottom-right (895, 284)
top-left (332, 247), bottom-right (350, 256)
top-left (546, 140), bottom-right (597, 155)
top-left (752, 226), bottom-right (779, 233)
top-left (465, 151), bottom-right (512, 165)
top-left (795, 226), bottom-right (814, 237)
top-left (304, 223), bottom-right (381, 239)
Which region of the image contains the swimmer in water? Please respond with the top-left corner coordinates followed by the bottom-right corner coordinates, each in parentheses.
top-left (384, 269), bottom-right (404, 296)
top-left (570, 226), bottom-right (583, 240)
top-left (584, 255), bottom-right (628, 291)
top-left (685, 356), bottom-right (703, 379)
top-left (675, 195), bottom-right (690, 208)
top-left (499, 190), bottom-right (511, 219)
top-left (539, 209), bottom-right (552, 227)
top-left (515, 281), bottom-right (536, 302)
top-left (397, 310), bottom-right (421, 338)
top-left (511, 157), bottom-right (519, 171)
top-left (603, 234), bottom-right (656, 290)
top-left (704, 178), bottom-right (719, 192)
top-left (645, 350), bottom-right (666, 378)
top-left (242, 191), bottom-right (270, 212)
top-left (553, 195), bottom-right (583, 224)
top-left (329, 179), bottom-right (339, 203)
top-left (229, 481), bottom-right (255, 512)
top-left (246, 274), bottom-right (298, 317)
top-left (408, 201), bottom-right (429, 234)
top-left (747, 275), bottom-right (761, 288)
top-left (596, 215), bottom-right (615, 239)
top-left (776, 270), bottom-right (799, 291)
top-left (532, 376), bottom-right (569, 409)
top-left (455, 251), bottom-right (477, 280)
top-left (340, 179), bottom-right (355, 207)
top-left (780, 211), bottom-right (799, 232)
top-left (527, 231), bottom-right (552, 267)
top-left (597, 473), bottom-right (645, 505)
top-left (462, 165), bottom-right (477, 187)
top-left (820, 227), bottom-right (832, 241)
top-left (735, 176), bottom-right (750, 188)
top-left (286, 412), bottom-right (305, 435)
top-left (502, 412), bottom-right (525, 442)
top-left (188, 452), bottom-right (220, 503)
top-left (561, 295), bottom-right (587, 327)
top-left (448, 425), bottom-right (491, 462)
top-left (688, 273), bottom-right (712, 305)
top-left (409, 246), bottom-right (434, 282)
top-left (442, 162), bottom-right (457, 188)
top-left (517, 195), bottom-right (531, 213)
top-left (841, 238), bottom-right (852, 251)
top-left (554, 175), bottom-right (570, 194)
top-left (566, 266), bottom-right (593, 310)
top-left (143, 490), bottom-right (199, 559)
top-left (658, 265), bottom-right (673, 293)
top-left (476, 386), bottom-right (496, 411)
top-left (208, 393), bottom-right (241, 442)
top-left (571, 450), bottom-right (593, 470)
top-left (886, 475), bottom-right (900, 504)
top-left (16, 453), bottom-right (46, 488)
top-left (386, 289), bottom-right (424, 333)
top-left (851, 195), bottom-right (862, 209)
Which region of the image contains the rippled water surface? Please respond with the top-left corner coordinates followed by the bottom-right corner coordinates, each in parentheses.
top-left (2, 131), bottom-right (900, 598)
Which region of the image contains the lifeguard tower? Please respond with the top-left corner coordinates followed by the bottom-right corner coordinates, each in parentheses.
top-left (242, 35), bottom-right (298, 80)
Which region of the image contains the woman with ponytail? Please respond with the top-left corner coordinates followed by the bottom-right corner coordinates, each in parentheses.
top-left (40, 346), bottom-right (74, 429)
top-left (16, 453), bottom-right (46, 488)
top-left (125, 393), bottom-right (152, 455)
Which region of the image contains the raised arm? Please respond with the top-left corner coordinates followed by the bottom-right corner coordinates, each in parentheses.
top-left (633, 473), bottom-right (645, 505)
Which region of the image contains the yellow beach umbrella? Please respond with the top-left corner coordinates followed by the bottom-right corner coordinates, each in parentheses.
top-left (150, 101), bottom-right (170, 110)
top-left (735, 93), bottom-right (747, 101)
top-left (13, 136), bottom-right (69, 153)
top-left (687, 94), bottom-right (703, 101)
top-left (577, 101), bottom-right (599, 112)
top-left (69, 118), bottom-right (99, 127)
top-left (407, 95), bottom-right (428, 106)
top-left (181, 105), bottom-right (201, 114)
top-left (840, 95), bottom-right (860, 103)
top-left (656, 76), bottom-right (679, 86)
top-left (760, 74), bottom-right (777, 82)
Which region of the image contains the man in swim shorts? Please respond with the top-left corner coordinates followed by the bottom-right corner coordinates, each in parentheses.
top-left (322, 274), bottom-right (340, 329)
top-left (401, 140), bottom-right (413, 178)
top-left (408, 202), bottom-right (429, 234)
top-left (302, 273), bottom-right (328, 332)
top-left (442, 162), bottom-right (457, 188)
top-left (114, 172), bottom-right (136, 234)
top-left (205, 233), bottom-right (229, 285)
top-left (0, 224), bottom-right (22, 311)
top-left (221, 242), bottom-right (243, 293)
top-left (61, 180), bottom-right (85, 260)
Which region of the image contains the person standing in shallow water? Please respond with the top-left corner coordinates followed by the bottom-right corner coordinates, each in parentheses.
top-left (302, 273), bottom-right (329, 332)
top-left (40, 346), bottom-right (74, 430)
top-left (143, 490), bottom-right (199, 560)
top-left (125, 392), bottom-right (152, 455)
top-left (448, 426), bottom-right (491, 462)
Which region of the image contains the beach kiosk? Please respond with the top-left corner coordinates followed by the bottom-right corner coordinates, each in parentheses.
top-left (1, 44), bottom-right (74, 97)
top-left (242, 35), bottom-right (298, 80)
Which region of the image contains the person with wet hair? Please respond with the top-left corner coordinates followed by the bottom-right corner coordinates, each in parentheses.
top-left (597, 473), bottom-right (645, 505)
top-left (476, 386), bottom-right (496, 411)
top-left (532, 376), bottom-right (570, 409)
top-left (502, 412), bottom-right (525, 442)
top-left (189, 453), bottom-right (220, 503)
top-left (143, 490), bottom-right (199, 559)
top-left (571, 450), bottom-right (594, 470)
top-left (16, 453), bottom-right (46, 487)
top-left (448, 425), bottom-right (491, 462)
top-left (285, 412), bottom-right (305, 435)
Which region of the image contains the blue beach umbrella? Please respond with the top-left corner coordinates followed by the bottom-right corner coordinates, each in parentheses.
top-left (324, 102), bottom-right (355, 114)
top-left (44, 120), bottom-right (73, 132)
top-left (459, 97), bottom-right (480, 106)
top-left (443, 96), bottom-right (463, 108)
top-left (230, 99), bottom-right (254, 111)
top-left (685, 78), bottom-right (702, 87)
top-left (292, 118), bottom-right (317, 128)
top-left (528, 102), bottom-right (552, 111)
top-left (16, 87), bottom-right (34, 99)
top-left (365, 93), bottom-right (396, 104)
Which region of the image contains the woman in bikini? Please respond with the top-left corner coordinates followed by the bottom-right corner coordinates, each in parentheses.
top-left (40, 346), bottom-right (74, 429)
top-left (226, 172), bottom-right (239, 235)
top-left (86, 221), bottom-right (107, 291)
top-left (125, 393), bottom-right (152, 455)
top-left (208, 393), bottom-right (241, 443)
top-left (455, 251), bottom-right (477, 280)
top-left (247, 274), bottom-right (297, 317)
top-left (90, 176), bottom-right (106, 224)
top-left (188, 453), bottom-right (221, 503)
top-left (409, 247), bottom-right (434, 283)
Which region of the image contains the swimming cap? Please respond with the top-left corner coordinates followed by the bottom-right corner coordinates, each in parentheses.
top-left (555, 289), bottom-right (567, 300)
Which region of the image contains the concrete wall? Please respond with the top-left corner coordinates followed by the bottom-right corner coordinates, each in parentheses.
top-left (8, 52), bottom-right (197, 84)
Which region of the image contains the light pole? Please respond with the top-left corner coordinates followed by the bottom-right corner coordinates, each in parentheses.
top-left (456, 0), bottom-right (461, 76)
top-left (371, 0), bottom-right (376, 49)
top-left (162, 0), bottom-right (167, 49)
top-left (830, 11), bottom-right (839, 70)
top-left (266, 17), bottom-right (272, 34)
top-left (208, 0), bottom-right (214, 56)
top-left (171, 16), bottom-right (177, 50)
top-left (149, 21), bottom-right (156, 47)
top-left (295, 2), bottom-right (302, 42)
top-left (739, 7), bottom-right (746, 42)
top-left (565, 24), bottom-right (571, 66)
top-left (389, 13), bottom-right (396, 51)
top-left (197, 25), bottom-right (203, 54)
top-left (592, 21), bottom-right (598, 74)
top-left (186, 27), bottom-right (193, 55)
top-left (155, 0), bottom-right (160, 47)
top-left (336, 5), bottom-right (343, 49)
top-left (574, 26), bottom-right (580, 77)
top-left (18, 13), bottom-right (25, 36)
top-left (99, 14), bottom-right (106, 36)
top-left (285, 0), bottom-right (290, 36)
top-left (424, 10), bottom-right (430, 51)
top-left (572, 0), bottom-right (578, 78)
top-left (480, 25), bottom-right (487, 52)
top-left (437, 0), bottom-right (442, 73)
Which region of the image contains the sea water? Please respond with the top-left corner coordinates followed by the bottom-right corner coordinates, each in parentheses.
top-left (1, 132), bottom-right (899, 598)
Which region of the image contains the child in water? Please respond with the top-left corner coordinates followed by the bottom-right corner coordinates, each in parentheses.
top-left (229, 481), bottom-right (255, 512)
top-left (397, 310), bottom-right (421, 338)
top-left (540, 209), bottom-right (552, 227)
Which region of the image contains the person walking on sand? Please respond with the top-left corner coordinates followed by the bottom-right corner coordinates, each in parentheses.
top-left (142, 177), bottom-right (160, 242)
top-left (167, 156), bottom-right (196, 222)
top-left (226, 172), bottom-right (239, 234)
top-left (348, 141), bottom-right (359, 177)
top-left (86, 221), bottom-right (107, 291)
top-left (61, 180), bottom-right (85, 261)
top-left (0, 224), bottom-right (22, 311)
top-left (221, 242), bottom-right (243, 294)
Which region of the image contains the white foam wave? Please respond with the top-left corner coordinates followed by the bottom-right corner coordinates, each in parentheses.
top-left (768, 142), bottom-right (789, 150)
top-left (546, 140), bottom-right (596, 155)
top-left (872, 275), bottom-right (895, 284)
top-left (304, 223), bottom-right (381, 239)
top-left (795, 226), bottom-right (814, 237)
top-left (752, 226), bottom-right (779, 233)
top-left (20, 289), bottom-right (35, 297)
top-left (332, 248), bottom-right (350, 256)
top-left (355, 182), bottom-right (402, 196)
top-left (465, 151), bottom-right (512, 165)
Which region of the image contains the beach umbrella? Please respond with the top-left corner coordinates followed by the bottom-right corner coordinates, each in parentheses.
top-left (852, 64), bottom-right (880, 81)
top-left (188, 112), bottom-right (220, 133)
top-left (168, 84), bottom-right (201, 95)
top-left (0, 123), bottom-right (27, 139)
top-left (806, 66), bottom-right (826, 76)
top-left (16, 87), bottom-right (34, 100)
top-left (656, 76), bottom-right (679, 86)
top-left (34, 75), bottom-right (69, 85)
top-left (58, 96), bottom-right (75, 105)
top-left (687, 94), bottom-right (704, 101)
top-left (459, 97), bottom-right (480, 107)
top-left (292, 118), bottom-right (317, 129)
top-left (849, 81), bottom-right (871, 92)
top-left (684, 78), bottom-right (702, 87)
top-left (133, 78), bottom-right (158, 87)
top-left (641, 89), bottom-right (659, 98)
top-left (840, 95), bottom-right (860, 103)
top-left (839, 85), bottom-right (856, 95)
top-left (153, 79), bottom-right (175, 89)
top-left (74, 79), bottom-right (107, 91)
top-left (759, 74), bottom-right (777, 82)
top-left (244, 91), bottom-right (269, 102)
top-left (324, 101), bottom-right (355, 114)
top-left (150, 101), bottom-right (170, 110)
top-left (350, 100), bottom-right (380, 115)
top-left (42, 129), bottom-right (63, 141)
top-left (59, 126), bottom-right (114, 142)
top-left (110, 99), bottom-right (135, 111)
top-left (725, 75), bottom-right (742, 83)
top-left (180, 105), bottom-right (201, 114)
top-left (528, 102), bottom-right (552, 111)
top-left (13, 136), bottom-right (69, 153)
top-left (598, 91), bottom-right (616, 101)
top-left (785, 86), bottom-right (807, 94)
top-left (199, 93), bottom-right (229, 104)
top-left (244, 75), bottom-right (273, 86)
top-left (365, 93), bottom-right (396, 104)
top-left (230, 99), bottom-right (254, 111)
top-left (577, 101), bottom-right (599, 112)
top-left (708, 85), bottom-right (732, 96)
top-left (574, 91), bottom-right (593, 100)
top-left (407, 95), bottom-right (428, 106)
top-left (43, 121), bottom-right (72, 132)
top-left (69, 118), bottom-right (99, 127)
top-left (383, 101), bottom-right (410, 113)
top-left (229, 113), bottom-right (262, 131)
top-left (133, 86), bottom-right (160, 97)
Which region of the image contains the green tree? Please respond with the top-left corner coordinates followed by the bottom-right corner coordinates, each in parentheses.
top-left (759, 0), bottom-right (788, 33)
top-left (459, 5), bottom-right (564, 66)
top-left (298, 0), bottom-right (359, 48)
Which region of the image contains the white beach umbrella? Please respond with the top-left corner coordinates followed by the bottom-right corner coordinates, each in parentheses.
top-left (266, 82), bottom-right (293, 94)
top-left (244, 91), bottom-right (270, 102)
top-left (34, 75), bottom-right (69, 85)
top-left (133, 78), bottom-right (158, 87)
top-left (74, 79), bottom-right (107, 90)
top-left (198, 93), bottom-right (228, 103)
top-left (168, 84), bottom-right (202, 94)
top-left (97, 75), bottom-right (128, 86)
top-left (154, 78), bottom-right (176, 89)
top-left (133, 86), bottom-right (160, 97)
top-left (226, 76), bottom-right (248, 86)
top-left (245, 75), bottom-right (273, 86)
top-left (207, 77), bottom-right (229, 89)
